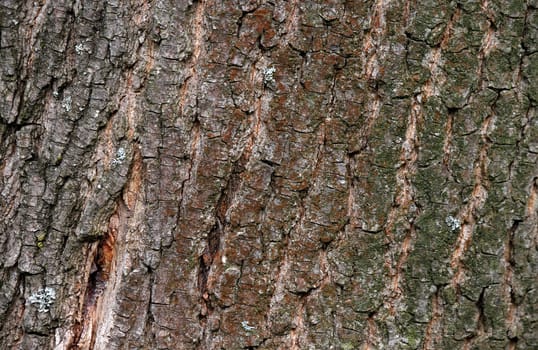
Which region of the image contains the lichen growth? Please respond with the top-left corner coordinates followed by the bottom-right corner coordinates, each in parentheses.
top-left (61, 96), bottom-right (72, 112)
top-left (263, 66), bottom-right (276, 85)
top-left (445, 215), bottom-right (461, 231)
top-left (241, 320), bottom-right (256, 332)
top-left (111, 147), bottom-right (126, 165)
top-left (75, 43), bottom-right (87, 55)
top-left (28, 287), bottom-right (56, 312)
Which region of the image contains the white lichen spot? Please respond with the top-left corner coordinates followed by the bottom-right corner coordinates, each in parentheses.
top-left (241, 320), bottom-right (256, 332)
top-left (263, 66), bottom-right (276, 85)
top-left (75, 43), bottom-right (85, 55)
top-left (52, 90), bottom-right (59, 98)
top-left (445, 215), bottom-right (461, 232)
top-left (111, 147), bottom-right (126, 165)
top-left (28, 287), bottom-right (56, 313)
top-left (62, 96), bottom-right (72, 112)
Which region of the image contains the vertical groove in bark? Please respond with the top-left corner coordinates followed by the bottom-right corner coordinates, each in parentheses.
top-left (442, 111), bottom-right (454, 174)
top-left (449, 112), bottom-right (492, 289)
top-left (421, 288), bottom-right (442, 350)
top-left (504, 220), bottom-right (519, 346)
top-left (382, 93), bottom-right (420, 315)
top-left (362, 313), bottom-right (379, 350)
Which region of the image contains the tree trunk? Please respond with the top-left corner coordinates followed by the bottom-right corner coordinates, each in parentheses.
top-left (1, 0), bottom-right (536, 349)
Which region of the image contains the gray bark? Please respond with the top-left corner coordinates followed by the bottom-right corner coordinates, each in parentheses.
top-left (0, 0), bottom-right (537, 349)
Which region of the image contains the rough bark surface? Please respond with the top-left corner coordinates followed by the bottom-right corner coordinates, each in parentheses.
top-left (0, 0), bottom-right (537, 349)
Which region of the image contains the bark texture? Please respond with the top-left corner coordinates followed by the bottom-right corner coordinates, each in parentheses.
top-left (0, 0), bottom-right (537, 349)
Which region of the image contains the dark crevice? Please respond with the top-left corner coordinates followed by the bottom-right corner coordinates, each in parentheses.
top-left (461, 287), bottom-right (488, 347)
top-left (508, 337), bottom-right (519, 348)
top-left (446, 107), bottom-right (459, 115)
top-left (85, 223), bottom-right (116, 306)
top-left (260, 158), bottom-right (279, 167)
top-left (258, 34), bottom-right (275, 51)
top-left (506, 219), bottom-right (521, 345)
top-left (143, 271), bottom-right (156, 347)
top-left (476, 287), bottom-right (487, 333)
top-left (198, 218), bottom-right (222, 300)
top-left (288, 42), bottom-right (308, 57)
top-left (236, 8), bottom-right (257, 39)
top-left (347, 147), bottom-right (366, 157)
top-left (73, 206), bottom-right (118, 349)
top-left (291, 285), bottom-right (318, 298)
top-left (198, 157), bottom-right (245, 325)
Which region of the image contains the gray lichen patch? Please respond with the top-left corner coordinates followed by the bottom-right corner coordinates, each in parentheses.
top-left (111, 147), bottom-right (127, 165)
top-left (28, 287), bottom-right (56, 313)
top-left (445, 215), bottom-right (461, 231)
top-left (61, 96), bottom-right (72, 112)
top-left (263, 66), bottom-right (276, 85)
top-left (241, 320), bottom-right (256, 332)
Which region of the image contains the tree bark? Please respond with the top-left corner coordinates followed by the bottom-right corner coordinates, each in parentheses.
top-left (1, 0), bottom-right (537, 349)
